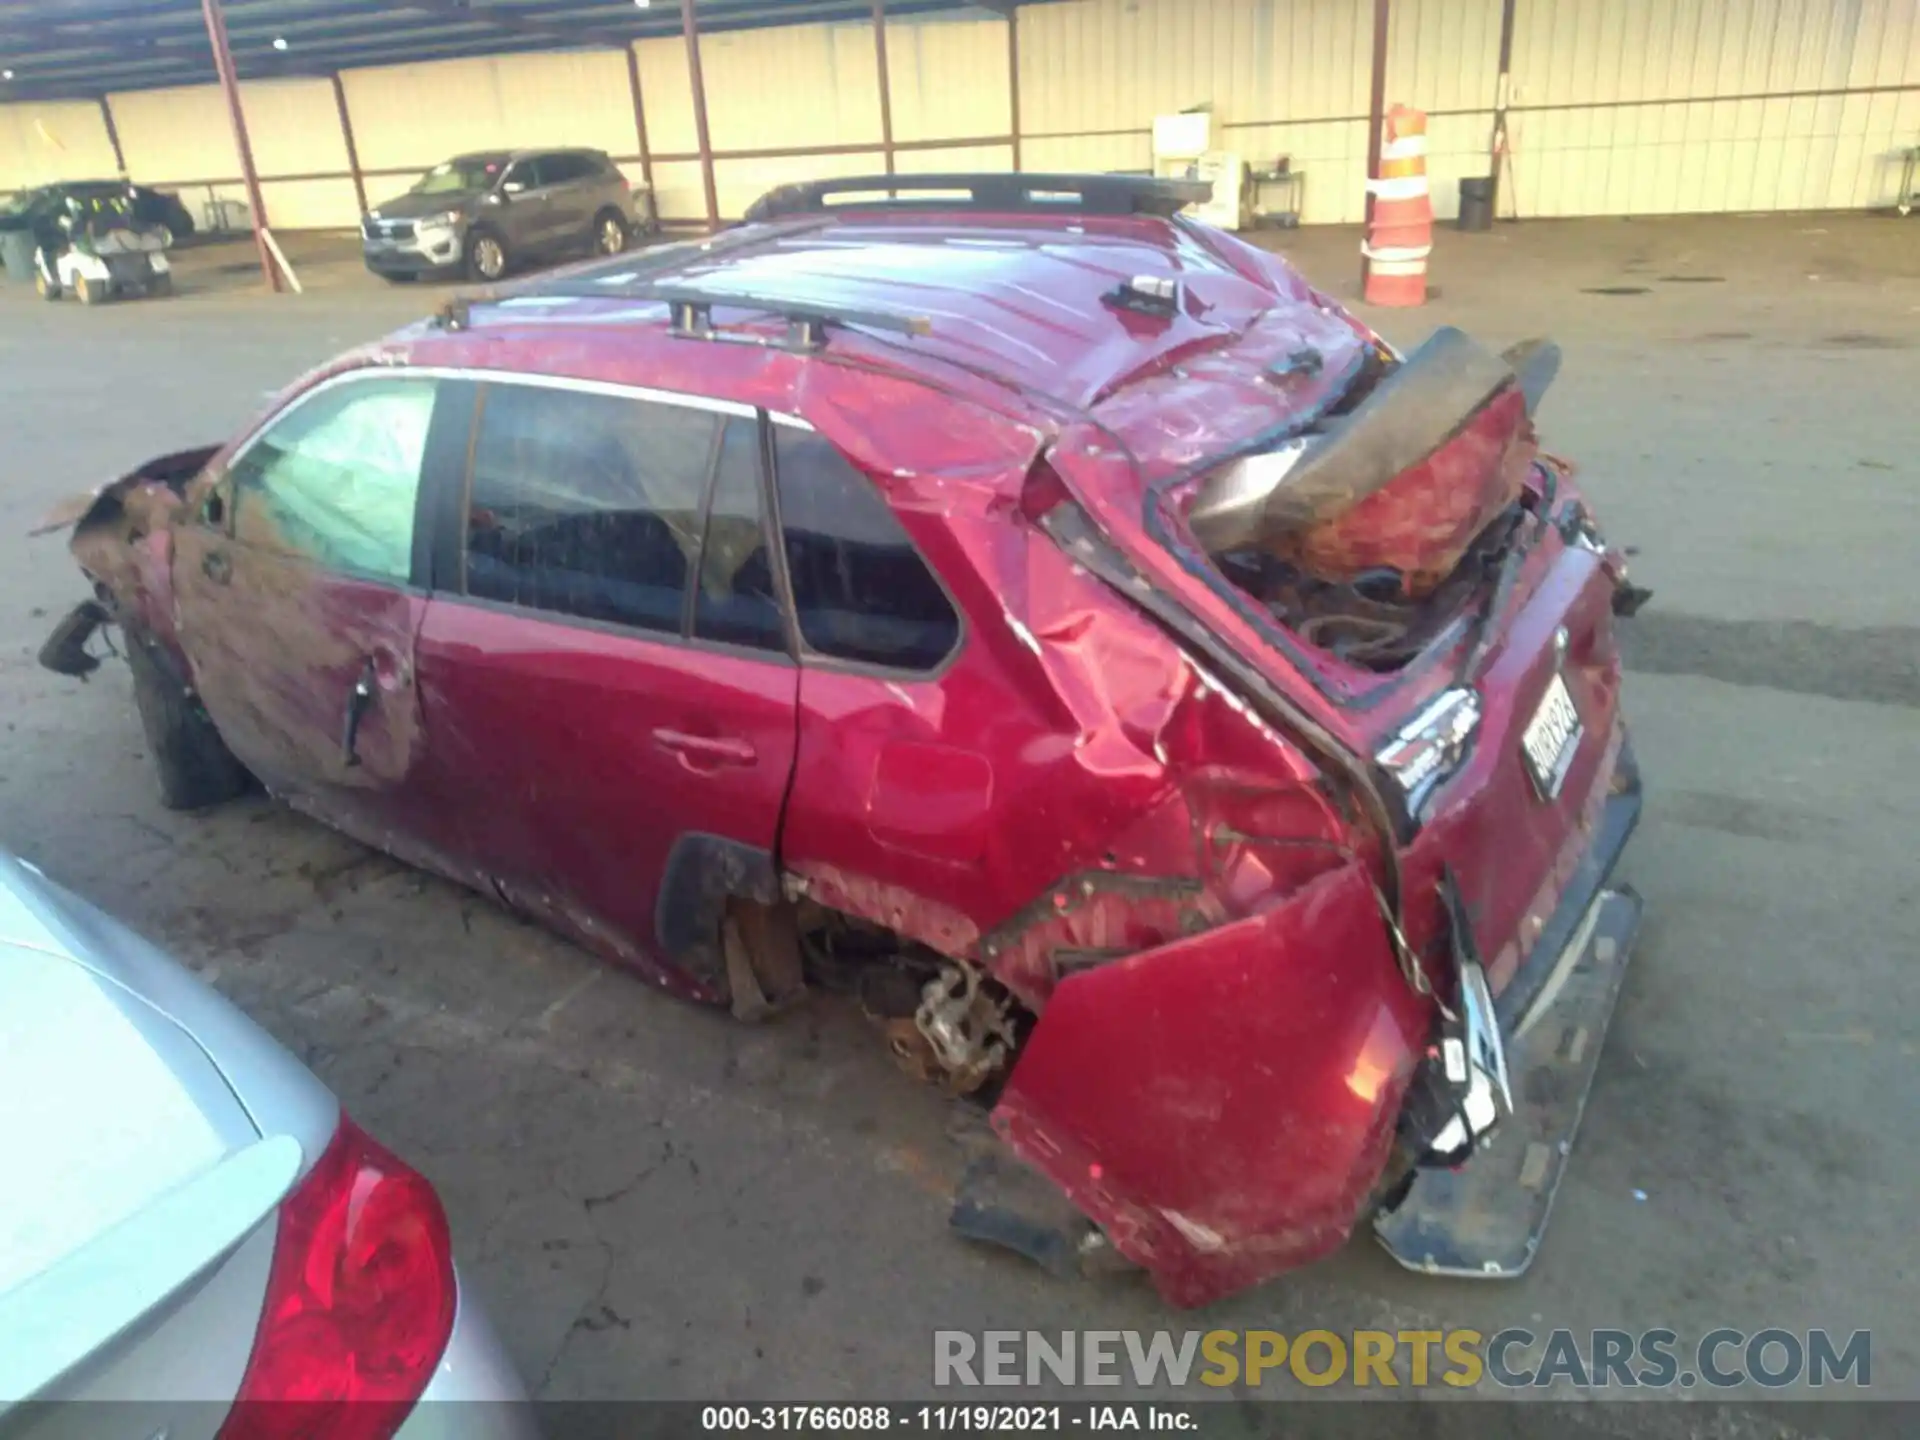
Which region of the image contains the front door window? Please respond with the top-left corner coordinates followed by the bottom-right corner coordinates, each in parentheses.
top-left (229, 374), bottom-right (437, 584)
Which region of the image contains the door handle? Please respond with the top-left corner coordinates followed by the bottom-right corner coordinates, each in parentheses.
top-left (651, 728), bottom-right (757, 769)
top-left (202, 549), bottom-right (232, 585)
top-left (341, 658), bottom-right (378, 768)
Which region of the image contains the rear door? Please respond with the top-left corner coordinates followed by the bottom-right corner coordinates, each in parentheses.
top-left (539, 152), bottom-right (596, 249)
top-left (171, 372), bottom-right (471, 851)
top-left (412, 378), bottom-right (798, 991)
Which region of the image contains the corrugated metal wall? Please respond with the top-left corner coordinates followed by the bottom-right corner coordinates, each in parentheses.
top-left (1385, 0), bottom-right (1502, 220)
top-left (1506, 0), bottom-right (1920, 216)
top-left (110, 78), bottom-right (358, 231)
top-left (1019, 0), bottom-right (1380, 220)
top-left (3, 0), bottom-right (1915, 229)
top-left (889, 13), bottom-right (1016, 174)
top-left (702, 20), bottom-right (885, 221)
top-left (0, 101), bottom-right (119, 187)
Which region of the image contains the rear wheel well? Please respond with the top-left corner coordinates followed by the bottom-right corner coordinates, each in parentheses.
top-left (589, 208), bottom-right (629, 255)
top-left (793, 900), bottom-right (1028, 1100)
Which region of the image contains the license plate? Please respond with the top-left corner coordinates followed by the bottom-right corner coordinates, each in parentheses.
top-left (1521, 672), bottom-right (1583, 799)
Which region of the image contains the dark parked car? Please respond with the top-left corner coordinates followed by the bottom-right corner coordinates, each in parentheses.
top-left (360, 148), bottom-right (653, 284)
top-left (0, 179), bottom-right (195, 241)
top-left (38, 173), bottom-right (1650, 1308)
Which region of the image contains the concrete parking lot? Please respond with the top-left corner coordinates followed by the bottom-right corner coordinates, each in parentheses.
top-left (2, 214), bottom-right (1916, 1428)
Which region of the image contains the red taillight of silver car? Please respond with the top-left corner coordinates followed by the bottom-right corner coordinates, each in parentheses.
top-left (217, 1117), bottom-right (456, 1440)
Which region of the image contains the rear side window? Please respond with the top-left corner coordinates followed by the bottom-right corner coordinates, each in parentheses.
top-left (464, 383), bottom-right (718, 634)
top-left (773, 427), bottom-right (959, 671)
top-left (693, 419), bottom-right (784, 653)
top-left (230, 374), bottom-right (436, 584)
top-left (540, 153), bottom-right (592, 185)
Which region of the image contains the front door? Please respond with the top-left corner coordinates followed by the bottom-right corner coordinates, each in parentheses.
top-left (171, 372), bottom-right (461, 850)
top-left (497, 157), bottom-right (559, 255)
top-left (412, 379), bottom-right (799, 993)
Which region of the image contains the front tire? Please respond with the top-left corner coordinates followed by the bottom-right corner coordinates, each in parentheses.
top-left (464, 228), bottom-right (509, 284)
top-left (592, 209), bottom-right (629, 257)
top-left (124, 630), bottom-right (251, 811)
top-left (75, 274), bottom-right (108, 306)
top-left (34, 266), bottom-right (60, 301)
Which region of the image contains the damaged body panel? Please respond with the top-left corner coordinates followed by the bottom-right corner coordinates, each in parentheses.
top-left (38, 173), bottom-right (1648, 1308)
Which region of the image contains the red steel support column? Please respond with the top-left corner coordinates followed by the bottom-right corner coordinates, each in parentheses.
top-left (1488, 0), bottom-right (1518, 218)
top-left (680, 0), bottom-right (720, 229)
top-left (1007, 6), bottom-right (1022, 170)
top-left (330, 73), bottom-right (367, 217)
top-left (873, 0), bottom-right (895, 174)
top-left (98, 96), bottom-right (127, 175)
top-left (199, 0), bottom-right (280, 292)
top-left (624, 44), bottom-right (656, 191)
top-left (1362, 0), bottom-right (1391, 288)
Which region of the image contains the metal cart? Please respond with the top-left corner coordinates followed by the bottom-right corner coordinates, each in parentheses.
top-left (1248, 165), bottom-right (1306, 229)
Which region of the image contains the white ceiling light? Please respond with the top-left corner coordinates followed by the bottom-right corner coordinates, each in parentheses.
top-left (271, 35), bottom-right (288, 50)
top-left (634, 0), bottom-right (651, 8)
top-left (1, 69), bottom-right (14, 80)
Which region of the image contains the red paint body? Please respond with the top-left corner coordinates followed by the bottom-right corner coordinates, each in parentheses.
top-left (69, 205), bottom-right (1634, 1306)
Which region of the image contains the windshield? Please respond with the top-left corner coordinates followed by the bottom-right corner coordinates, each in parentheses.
top-left (410, 156), bottom-right (506, 196)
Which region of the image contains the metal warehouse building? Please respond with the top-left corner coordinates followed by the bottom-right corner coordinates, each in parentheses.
top-left (1, 0), bottom-right (1915, 235)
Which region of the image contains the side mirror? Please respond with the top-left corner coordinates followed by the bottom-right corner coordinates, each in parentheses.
top-left (499, 182), bottom-right (524, 199)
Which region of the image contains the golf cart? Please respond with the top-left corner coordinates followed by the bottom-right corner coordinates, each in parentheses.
top-left (32, 183), bottom-right (173, 304)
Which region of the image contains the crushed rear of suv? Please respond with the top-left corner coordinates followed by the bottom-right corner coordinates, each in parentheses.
top-left (40, 173), bottom-right (1650, 1307)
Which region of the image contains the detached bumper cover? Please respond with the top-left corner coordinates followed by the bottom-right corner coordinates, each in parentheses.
top-left (1373, 884), bottom-right (1642, 1277)
top-left (990, 739), bottom-right (1643, 1308)
top-left (991, 857), bottom-right (1436, 1309)
top-left (1372, 743), bottom-right (1642, 1276)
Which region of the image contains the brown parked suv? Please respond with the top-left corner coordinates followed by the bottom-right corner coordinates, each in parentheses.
top-left (360, 147), bottom-right (655, 284)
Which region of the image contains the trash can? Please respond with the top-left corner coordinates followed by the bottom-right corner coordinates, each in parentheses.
top-left (1458, 177), bottom-right (1494, 232)
top-left (0, 228), bottom-right (37, 284)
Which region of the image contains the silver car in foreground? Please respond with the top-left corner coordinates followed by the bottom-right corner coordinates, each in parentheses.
top-left (0, 852), bottom-right (537, 1440)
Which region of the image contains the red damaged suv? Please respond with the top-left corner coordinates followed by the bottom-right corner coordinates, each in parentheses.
top-left (40, 174), bottom-right (1649, 1307)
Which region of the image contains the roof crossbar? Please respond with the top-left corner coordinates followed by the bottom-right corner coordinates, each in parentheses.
top-left (484, 275), bottom-right (932, 353)
top-left (651, 282), bottom-right (931, 352)
top-left (742, 172), bottom-right (1214, 223)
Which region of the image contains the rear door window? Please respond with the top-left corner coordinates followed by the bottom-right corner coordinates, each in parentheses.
top-left (464, 382), bottom-right (719, 635)
top-left (539, 153), bottom-right (591, 186)
top-left (772, 426), bottom-right (959, 671)
top-left (229, 374), bottom-right (437, 584)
